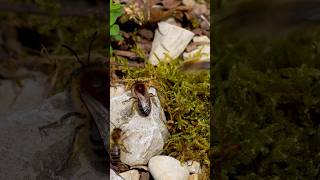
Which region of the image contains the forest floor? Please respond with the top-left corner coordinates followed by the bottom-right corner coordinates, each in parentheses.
top-left (110, 0), bottom-right (211, 179)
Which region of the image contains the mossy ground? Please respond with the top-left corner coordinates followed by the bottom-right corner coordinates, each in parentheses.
top-left (213, 29), bottom-right (320, 179)
top-left (112, 57), bottom-right (210, 179)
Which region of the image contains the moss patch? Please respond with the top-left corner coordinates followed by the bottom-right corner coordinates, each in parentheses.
top-left (213, 30), bottom-right (320, 179)
top-left (112, 57), bottom-right (210, 178)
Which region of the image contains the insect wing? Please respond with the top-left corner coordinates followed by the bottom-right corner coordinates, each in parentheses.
top-left (137, 92), bottom-right (151, 116)
top-left (80, 91), bottom-right (109, 151)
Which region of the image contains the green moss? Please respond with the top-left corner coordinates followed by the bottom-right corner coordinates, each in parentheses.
top-left (115, 58), bottom-right (210, 178)
top-left (213, 31), bottom-right (320, 179)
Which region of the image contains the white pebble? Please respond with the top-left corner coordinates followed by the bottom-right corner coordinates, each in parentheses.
top-left (111, 169), bottom-right (125, 180)
top-left (184, 160), bottom-right (201, 174)
top-left (148, 155), bottom-right (189, 180)
top-left (120, 170), bottom-right (140, 180)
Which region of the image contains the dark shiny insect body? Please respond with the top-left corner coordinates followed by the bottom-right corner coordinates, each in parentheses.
top-left (131, 82), bottom-right (153, 117)
top-left (110, 127), bottom-right (130, 173)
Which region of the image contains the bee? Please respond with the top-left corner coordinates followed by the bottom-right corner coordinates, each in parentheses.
top-left (110, 123), bottom-right (130, 173)
top-left (123, 81), bottom-right (156, 117)
top-left (38, 32), bottom-right (110, 174)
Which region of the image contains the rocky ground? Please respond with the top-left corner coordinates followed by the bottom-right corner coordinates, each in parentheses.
top-left (0, 0), bottom-right (211, 179)
top-left (110, 0), bottom-right (210, 179)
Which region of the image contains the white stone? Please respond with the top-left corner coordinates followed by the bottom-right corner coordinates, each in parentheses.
top-left (149, 22), bottom-right (194, 65)
top-left (165, 17), bottom-right (181, 27)
top-left (183, 36), bottom-right (210, 62)
top-left (148, 155), bottom-right (189, 180)
top-left (120, 170), bottom-right (140, 180)
top-left (193, 36), bottom-right (210, 43)
top-left (188, 174), bottom-right (198, 180)
top-left (111, 169), bottom-right (125, 180)
top-left (110, 85), bottom-right (169, 166)
top-left (184, 161), bottom-right (201, 174)
top-left (182, 0), bottom-right (196, 7)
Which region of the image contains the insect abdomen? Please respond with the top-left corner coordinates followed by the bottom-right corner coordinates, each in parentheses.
top-left (137, 97), bottom-right (151, 116)
top-left (110, 145), bottom-right (129, 172)
top-left (110, 145), bottom-right (121, 164)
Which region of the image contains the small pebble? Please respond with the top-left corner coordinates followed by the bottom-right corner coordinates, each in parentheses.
top-left (193, 36), bottom-right (210, 43)
top-left (140, 171), bottom-right (151, 180)
top-left (120, 169), bottom-right (140, 180)
top-left (148, 155), bottom-right (189, 180)
top-left (111, 169), bottom-right (125, 180)
top-left (182, 0), bottom-right (196, 7)
top-left (188, 174), bottom-right (198, 180)
top-left (185, 160), bottom-right (201, 174)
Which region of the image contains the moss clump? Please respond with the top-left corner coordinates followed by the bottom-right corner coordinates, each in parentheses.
top-left (213, 30), bottom-right (320, 179)
top-left (113, 58), bottom-right (210, 178)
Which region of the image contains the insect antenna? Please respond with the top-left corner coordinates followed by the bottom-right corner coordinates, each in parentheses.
top-left (87, 31), bottom-right (98, 66)
top-left (61, 44), bottom-right (85, 68)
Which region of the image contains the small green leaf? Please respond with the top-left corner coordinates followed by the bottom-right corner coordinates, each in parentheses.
top-left (110, 0), bottom-right (123, 50)
top-left (110, 11), bottom-right (122, 25)
top-left (114, 34), bottom-right (123, 41)
top-left (110, 24), bottom-right (120, 36)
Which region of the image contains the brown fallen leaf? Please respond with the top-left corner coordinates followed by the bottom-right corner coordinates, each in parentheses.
top-left (138, 28), bottom-right (154, 40)
top-left (179, 59), bottom-right (210, 72)
top-left (149, 5), bottom-right (191, 23)
top-left (162, 0), bottom-right (181, 9)
top-left (113, 50), bottom-right (140, 59)
top-left (185, 41), bottom-right (210, 52)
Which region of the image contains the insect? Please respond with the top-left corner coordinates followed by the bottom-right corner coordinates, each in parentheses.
top-left (38, 32), bottom-right (110, 174)
top-left (123, 81), bottom-right (156, 117)
top-left (110, 123), bottom-right (130, 173)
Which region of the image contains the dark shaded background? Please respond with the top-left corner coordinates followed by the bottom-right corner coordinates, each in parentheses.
top-left (212, 0), bottom-right (320, 179)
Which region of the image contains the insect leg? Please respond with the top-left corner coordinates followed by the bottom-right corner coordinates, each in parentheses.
top-left (121, 97), bottom-right (137, 104)
top-left (129, 100), bottom-right (138, 117)
top-left (119, 143), bottom-right (131, 154)
top-left (119, 130), bottom-right (132, 154)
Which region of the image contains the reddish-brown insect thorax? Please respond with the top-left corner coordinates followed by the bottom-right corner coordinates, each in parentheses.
top-left (134, 83), bottom-right (147, 95)
top-left (111, 128), bottom-right (122, 143)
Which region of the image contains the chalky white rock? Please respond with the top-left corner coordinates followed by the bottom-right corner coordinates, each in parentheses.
top-left (111, 169), bottom-right (125, 180)
top-left (120, 169), bottom-right (140, 180)
top-left (110, 85), bottom-right (169, 166)
top-left (148, 155), bottom-right (189, 180)
top-left (149, 22), bottom-right (194, 65)
top-left (184, 160), bottom-right (201, 174)
top-left (183, 36), bottom-right (210, 62)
